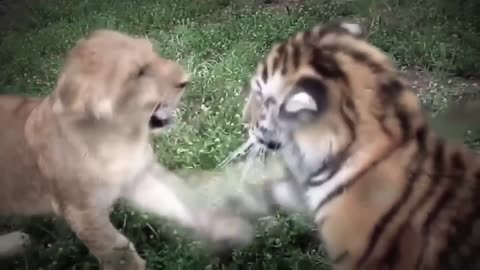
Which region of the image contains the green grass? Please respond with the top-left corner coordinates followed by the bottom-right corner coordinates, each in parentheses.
top-left (1, 0), bottom-right (479, 269)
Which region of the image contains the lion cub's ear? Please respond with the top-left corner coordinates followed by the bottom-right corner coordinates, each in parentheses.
top-left (51, 74), bottom-right (113, 120)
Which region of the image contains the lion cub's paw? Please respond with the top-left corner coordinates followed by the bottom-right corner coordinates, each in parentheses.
top-left (101, 242), bottom-right (146, 270)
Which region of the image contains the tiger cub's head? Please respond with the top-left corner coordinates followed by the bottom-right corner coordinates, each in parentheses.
top-left (243, 21), bottom-right (424, 174)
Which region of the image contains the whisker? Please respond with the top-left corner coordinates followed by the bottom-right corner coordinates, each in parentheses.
top-left (256, 147), bottom-right (270, 183)
top-left (217, 137), bottom-right (255, 168)
top-left (258, 146), bottom-right (267, 166)
top-left (238, 144), bottom-right (262, 184)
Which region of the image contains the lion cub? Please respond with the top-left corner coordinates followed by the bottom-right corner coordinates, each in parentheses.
top-left (0, 30), bottom-right (252, 269)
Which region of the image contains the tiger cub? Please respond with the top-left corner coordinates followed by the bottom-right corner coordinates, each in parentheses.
top-left (225, 21), bottom-right (480, 270)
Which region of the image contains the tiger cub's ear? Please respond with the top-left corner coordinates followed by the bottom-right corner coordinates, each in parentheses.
top-left (283, 92), bottom-right (317, 113)
top-left (317, 20), bottom-right (367, 39)
top-left (339, 22), bottom-right (364, 37)
top-left (280, 77), bottom-right (328, 121)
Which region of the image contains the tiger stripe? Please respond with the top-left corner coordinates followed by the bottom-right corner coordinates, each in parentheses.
top-left (358, 126), bottom-right (428, 268)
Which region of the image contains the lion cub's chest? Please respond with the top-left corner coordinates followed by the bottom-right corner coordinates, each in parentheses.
top-left (90, 139), bottom-right (153, 184)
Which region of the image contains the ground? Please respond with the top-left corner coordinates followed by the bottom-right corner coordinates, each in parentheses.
top-left (0, 0), bottom-right (479, 269)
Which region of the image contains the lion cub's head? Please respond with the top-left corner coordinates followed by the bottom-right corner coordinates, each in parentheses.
top-left (51, 29), bottom-right (189, 135)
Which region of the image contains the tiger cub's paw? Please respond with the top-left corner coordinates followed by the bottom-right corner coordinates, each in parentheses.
top-left (196, 210), bottom-right (254, 257)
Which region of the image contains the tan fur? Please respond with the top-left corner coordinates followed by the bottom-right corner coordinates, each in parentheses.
top-left (0, 29), bottom-right (252, 269)
top-left (235, 21), bottom-right (480, 269)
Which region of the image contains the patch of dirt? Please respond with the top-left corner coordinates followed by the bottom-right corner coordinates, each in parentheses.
top-left (402, 67), bottom-right (480, 144)
top-left (402, 67), bottom-right (480, 100)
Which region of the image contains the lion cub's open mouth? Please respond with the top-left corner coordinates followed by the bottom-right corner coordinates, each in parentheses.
top-left (149, 115), bottom-right (172, 129)
top-left (149, 103), bottom-right (174, 130)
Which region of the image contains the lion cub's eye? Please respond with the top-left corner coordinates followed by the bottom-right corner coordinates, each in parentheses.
top-left (136, 63), bottom-right (151, 78)
top-left (176, 81), bottom-right (189, 89)
top-left (137, 67), bottom-right (146, 77)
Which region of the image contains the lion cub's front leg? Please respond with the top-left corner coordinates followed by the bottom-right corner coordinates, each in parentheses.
top-left (63, 206), bottom-right (145, 270)
top-left (124, 164), bottom-right (254, 253)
